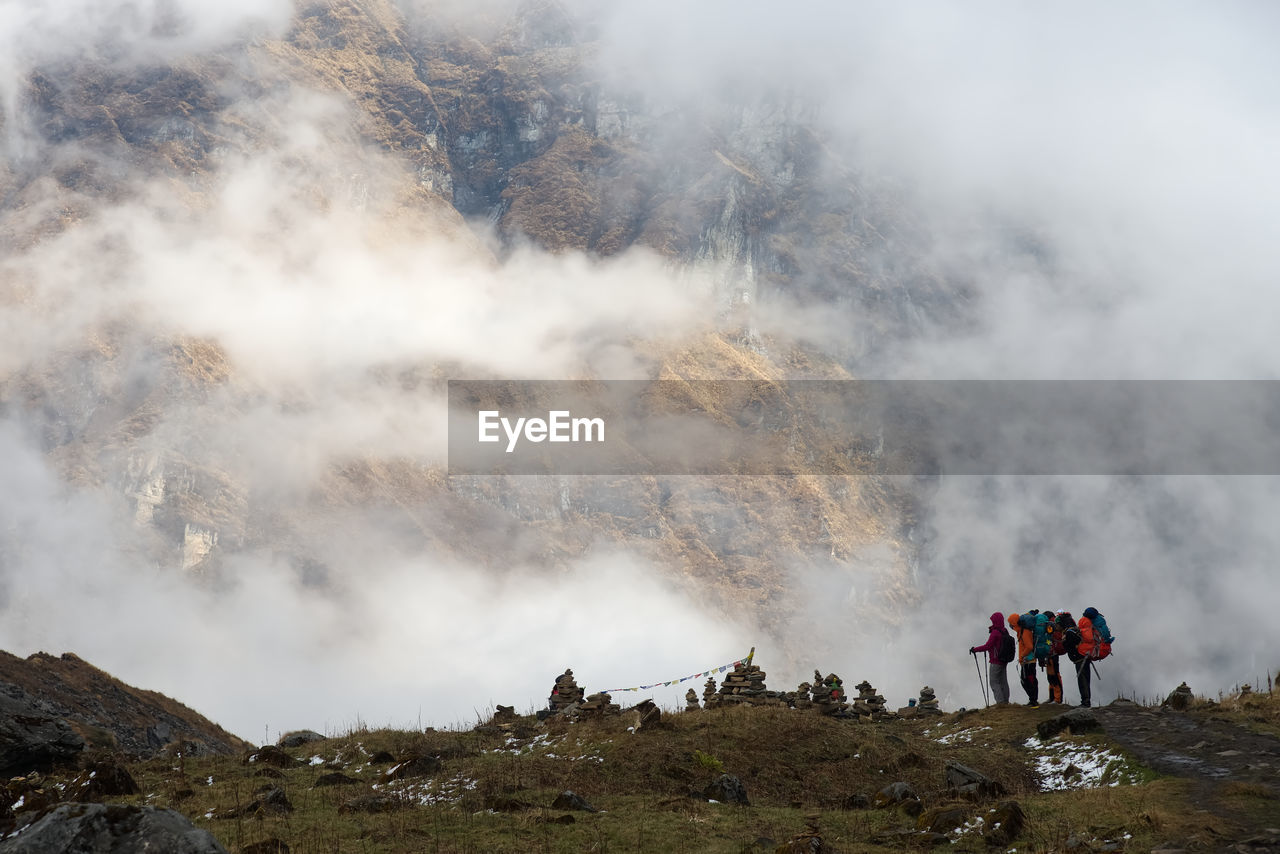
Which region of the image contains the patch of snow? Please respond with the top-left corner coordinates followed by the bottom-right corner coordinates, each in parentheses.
top-left (12, 796), bottom-right (23, 809)
top-left (935, 726), bottom-right (992, 745)
top-left (1023, 736), bottom-right (1141, 791)
top-left (309, 756), bottom-right (325, 766)
top-left (206, 776), bottom-right (214, 786)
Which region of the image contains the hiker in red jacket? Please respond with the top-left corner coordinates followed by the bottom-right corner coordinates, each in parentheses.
top-left (969, 611), bottom-right (1013, 704)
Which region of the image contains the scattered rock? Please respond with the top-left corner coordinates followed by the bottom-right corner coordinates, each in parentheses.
top-left (944, 760), bottom-right (1005, 799)
top-left (0, 692), bottom-right (86, 777)
top-left (65, 760), bottom-right (140, 801)
top-left (551, 791), bottom-right (596, 812)
top-left (873, 781), bottom-right (918, 807)
top-left (382, 755), bottom-right (440, 781)
top-left (0, 803), bottom-right (227, 853)
top-left (917, 805), bottom-right (968, 834)
top-left (313, 772), bottom-right (359, 788)
top-left (982, 800), bottom-right (1027, 847)
top-left (704, 774), bottom-right (750, 805)
top-left (1037, 708), bottom-right (1101, 740)
top-left (367, 750), bottom-right (394, 764)
top-left (244, 746), bottom-right (301, 768)
top-left (277, 731), bottom-right (325, 749)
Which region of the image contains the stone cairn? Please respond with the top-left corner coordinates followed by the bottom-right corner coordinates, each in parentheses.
top-left (852, 680), bottom-right (890, 719)
top-left (1162, 681), bottom-right (1193, 710)
top-left (703, 677), bottom-right (721, 709)
top-left (792, 680), bottom-right (814, 710)
top-left (811, 671), bottom-right (849, 716)
top-left (717, 662), bottom-right (768, 704)
top-left (548, 669), bottom-right (585, 714)
top-left (685, 689), bottom-right (700, 711)
top-left (578, 692), bottom-right (619, 717)
top-left (916, 686), bottom-right (942, 715)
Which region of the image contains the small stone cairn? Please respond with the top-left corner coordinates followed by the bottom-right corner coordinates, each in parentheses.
top-left (703, 677), bottom-right (720, 709)
top-left (578, 692), bottom-right (619, 717)
top-left (916, 686), bottom-right (942, 715)
top-left (685, 689), bottom-right (700, 711)
top-left (811, 671), bottom-right (849, 716)
top-left (792, 681), bottom-right (814, 710)
top-left (548, 669), bottom-right (585, 714)
top-left (852, 680), bottom-right (890, 719)
top-left (718, 662), bottom-right (768, 704)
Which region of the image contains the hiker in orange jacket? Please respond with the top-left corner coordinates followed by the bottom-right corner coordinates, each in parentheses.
top-left (1074, 607), bottom-right (1115, 708)
top-left (1009, 612), bottom-right (1039, 707)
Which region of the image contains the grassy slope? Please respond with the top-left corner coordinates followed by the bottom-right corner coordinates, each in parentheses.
top-left (93, 693), bottom-right (1280, 854)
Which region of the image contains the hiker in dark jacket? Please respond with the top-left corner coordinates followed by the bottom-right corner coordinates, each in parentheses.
top-left (970, 611), bottom-right (1012, 704)
top-left (1036, 610), bottom-right (1064, 704)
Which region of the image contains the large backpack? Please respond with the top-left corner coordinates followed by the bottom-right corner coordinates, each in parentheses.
top-left (1056, 612), bottom-right (1082, 662)
top-left (1088, 613), bottom-right (1114, 660)
top-left (996, 632), bottom-right (1016, 665)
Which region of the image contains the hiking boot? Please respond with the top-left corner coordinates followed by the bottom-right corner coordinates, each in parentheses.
top-left (1026, 701), bottom-right (1039, 708)
top-left (1079, 700), bottom-right (1091, 707)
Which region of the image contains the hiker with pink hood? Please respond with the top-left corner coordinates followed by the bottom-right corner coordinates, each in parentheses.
top-left (969, 611), bottom-right (1014, 705)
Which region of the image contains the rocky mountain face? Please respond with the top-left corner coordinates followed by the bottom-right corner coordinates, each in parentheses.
top-left (0, 0), bottom-right (949, 651)
top-left (0, 651), bottom-right (248, 766)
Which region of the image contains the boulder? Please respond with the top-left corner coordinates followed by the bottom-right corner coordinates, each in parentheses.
top-left (551, 791), bottom-right (597, 812)
top-left (66, 760), bottom-right (141, 801)
top-left (1036, 709), bottom-right (1101, 740)
top-left (220, 787), bottom-right (293, 818)
top-left (704, 774), bottom-right (750, 805)
top-left (917, 805), bottom-right (969, 835)
top-left (630, 700), bottom-right (662, 730)
top-left (982, 800), bottom-right (1027, 847)
top-left (944, 760), bottom-right (1005, 799)
top-left (0, 691), bottom-right (85, 777)
top-left (244, 745), bottom-right (301, 768)
top-left (1162, 682), bottom-right (1193, 711)
top-left (277, 730), bottom-right (325, 749)
top-left (382, 755), bottom-right (440, 781)
top-left (367, 750), bottom-right (395, 764)
top-left (0, 803), bottom-right (227, 853)
top-left (873, 781), bottom-right (918, 807)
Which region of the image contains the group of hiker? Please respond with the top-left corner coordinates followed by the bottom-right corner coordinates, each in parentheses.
top-left (969, 608), bottom-right (1115, 708)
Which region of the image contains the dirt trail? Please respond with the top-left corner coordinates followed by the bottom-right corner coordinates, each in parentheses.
top-left (1094, 699), bottom-right (1280, 845)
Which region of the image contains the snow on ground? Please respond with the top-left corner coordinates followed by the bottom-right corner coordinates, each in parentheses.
top-left (1023, 736), bottom-right (1142, 790)
top-left (934, 725), bottom-right (992, 745)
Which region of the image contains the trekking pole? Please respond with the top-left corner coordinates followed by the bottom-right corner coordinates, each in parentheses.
top-left (1090, 660), bottom-right (1101, 682)
top-left (971, 651), bottom-right (989, 707)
